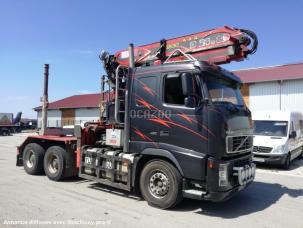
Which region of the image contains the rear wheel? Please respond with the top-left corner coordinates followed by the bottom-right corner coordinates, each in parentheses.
top-left (10, 128), bottom-right (16, 134)
top-left (23, 143), bottom-right (45, 175)
top-left (283, 154), bottom-right (291, 170)
top-left (44, 146), bottom-right (67, 181)
top-left (140, 160), bottom-right (183, 209)
top-left (1, 129), bottom-right (9, 136)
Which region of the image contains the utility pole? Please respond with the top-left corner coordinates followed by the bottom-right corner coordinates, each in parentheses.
top-left (40, 64), bottom-right (49, 135)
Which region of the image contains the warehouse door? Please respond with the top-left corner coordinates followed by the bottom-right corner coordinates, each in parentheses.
top-left (249, 82), bottom-right (281, 112)
top-left (61, 109), bottom-right (75, 127)
top-left (281, 79), bottom-right (303, 112)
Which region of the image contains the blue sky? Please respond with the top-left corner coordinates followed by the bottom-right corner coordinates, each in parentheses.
top-left (0, 0), bottom-right (303, 118)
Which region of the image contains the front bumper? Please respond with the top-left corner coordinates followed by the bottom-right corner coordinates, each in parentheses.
top-left (183, 175), bottom-right (253, 202)
top-left (183, 154), bottom-right (255, 201)
top-left (253, 152), bottom-right (287, 165)
top-left (204, 181), bottom-right (253, 202)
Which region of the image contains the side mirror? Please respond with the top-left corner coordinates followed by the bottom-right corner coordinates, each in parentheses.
top-left (289, 131), bottom-right (297, 138)
top-left (184, 97), bottom-right (196, 108)
top-left (181, 73), bottom-right (194, 97)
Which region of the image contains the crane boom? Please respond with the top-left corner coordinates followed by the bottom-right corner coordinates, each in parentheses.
top-left (100, 26), bottom-right (258, 81)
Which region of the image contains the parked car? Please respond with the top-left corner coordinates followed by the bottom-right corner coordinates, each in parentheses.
top-left (252, 110), bottom-right (303, 169)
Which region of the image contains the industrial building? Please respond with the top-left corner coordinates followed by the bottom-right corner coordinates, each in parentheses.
top-left (35, 93), bottom-right (101, 128)
top-left (236, 62), bottom-right (303, 112)
top-left (35, 62), bottom-right (303, 128)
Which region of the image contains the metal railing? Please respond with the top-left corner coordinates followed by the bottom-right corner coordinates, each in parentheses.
top-left (38, 119), bottom-right (99, 128)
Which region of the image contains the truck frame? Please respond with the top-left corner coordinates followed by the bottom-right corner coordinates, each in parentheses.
top-left (17, 26), bottom-right (257, 209)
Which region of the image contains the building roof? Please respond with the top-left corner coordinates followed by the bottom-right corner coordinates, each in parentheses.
top-left (233, 62), bottom-right (303, 83)
top-left (34, 93), bottom-right (102, 111)
top-left (34, 62), bottom-right (303, 111)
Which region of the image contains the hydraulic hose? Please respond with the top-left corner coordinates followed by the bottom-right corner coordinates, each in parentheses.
top-left (239, 28), bottom-right (258, 55)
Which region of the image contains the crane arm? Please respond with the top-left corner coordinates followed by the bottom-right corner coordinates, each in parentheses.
top-left (100, 26), bottom-right (258, 81)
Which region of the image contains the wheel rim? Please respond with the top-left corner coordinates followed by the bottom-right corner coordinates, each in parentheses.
top-left (148, 171), bottom-right (170, 199)
top-left (26, 150), bottom-right (35, 168)
top-left (47, 154), bottom-right (59, 174)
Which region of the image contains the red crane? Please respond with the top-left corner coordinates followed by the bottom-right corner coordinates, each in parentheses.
top-left (100, 25), bottom-right (258, 81)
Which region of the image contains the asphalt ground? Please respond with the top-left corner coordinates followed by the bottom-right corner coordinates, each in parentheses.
top-left (0, 133), bottom-right (302, 228)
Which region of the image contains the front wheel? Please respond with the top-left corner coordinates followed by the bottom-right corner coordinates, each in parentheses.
top-left (283, 154), bottom-right (291, 170)
top-left (139, 160), bottom-right (183, 209)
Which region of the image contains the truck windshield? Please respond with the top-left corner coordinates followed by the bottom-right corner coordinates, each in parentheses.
top-left (253, 121), bottom-right (288, 137)
top-left (205, 79), bottom-right (244, 106)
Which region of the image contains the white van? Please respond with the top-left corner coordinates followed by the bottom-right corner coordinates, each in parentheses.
top-left (252, 111), bottom-right (303, 169)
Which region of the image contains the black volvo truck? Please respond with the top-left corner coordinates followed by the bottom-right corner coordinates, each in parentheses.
top-left (17, 26), bottom-right (257, 209)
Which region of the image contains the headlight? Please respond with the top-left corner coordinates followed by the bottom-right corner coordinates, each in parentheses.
top-left (219, 163), bottom-right (228, 187)
top-left (271, 145), bottom-right (285, 154)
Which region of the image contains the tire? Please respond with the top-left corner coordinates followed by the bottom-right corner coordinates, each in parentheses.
top-left (10, 128), bottom-right (16, 134)
top-left (2, 129), bottom-right (9, 136)
top-left (44, 146), bottom-right (67, 181)
top-left (283, 154), bottom-right (291, 170)
top-left (23, 143), bottom-right (45, 175)
top-left (139, 160), bottom-right (183, 209)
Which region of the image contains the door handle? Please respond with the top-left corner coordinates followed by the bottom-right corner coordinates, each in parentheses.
top-left (160, 131), bottom-right (169, 136)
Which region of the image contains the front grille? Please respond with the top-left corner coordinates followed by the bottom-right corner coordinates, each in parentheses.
top-left (233, 157), bottom-right (251, 167)
top-left (253, 146), bottom-right (272, 153)
top-left (227, 135), bottom-right (253, 153)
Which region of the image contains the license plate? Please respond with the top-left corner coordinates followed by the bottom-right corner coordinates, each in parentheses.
top-left (85, 156), bottom-right (92, 165)
top-left (253, 157), bottom-right (265, 162)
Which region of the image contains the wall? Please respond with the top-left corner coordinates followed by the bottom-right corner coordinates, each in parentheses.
top-left (248, 79), bottom-right (303, 113)
top-left (281, 80), bottom-right (303, 111)
top-left (37, 108), bottom-right (100, 128)
top-left (241, 84), bottom-right (249, 107)
top-left (75, 108), bottom-right (100, 125)
top-left (37, 110), bottom-right (62, 128)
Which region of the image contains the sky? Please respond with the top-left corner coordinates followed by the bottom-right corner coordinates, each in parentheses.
top-left (0, 0), bottom-right (303, 118)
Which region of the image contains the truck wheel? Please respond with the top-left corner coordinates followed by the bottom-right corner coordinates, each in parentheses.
top-left (283, 154), bottom-right (291, 170)
top-left (299, 147), bottom-right (303, 159)
top-left (139, 160), bottom-right (183, 209)
top-left (2, 129), bottom-right (9, 136)
top-left (44, 146), bottom-right (66, 181)
top-left (10, 128), bottom-right (16, 134)
top-left (23, 143), bottom-right (45, 175)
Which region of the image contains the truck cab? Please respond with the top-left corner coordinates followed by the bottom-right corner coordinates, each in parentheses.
top-left (124, 61), bottom-right (255, 202)
top-left (79, 60), bottom-right (255, 208)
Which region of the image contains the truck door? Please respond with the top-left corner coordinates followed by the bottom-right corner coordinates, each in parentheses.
top-left (157, 71), bottom-right (208, 153)
top-left (129, 72), bottom-right (161, 150)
